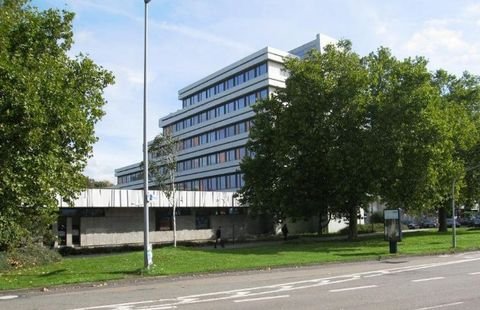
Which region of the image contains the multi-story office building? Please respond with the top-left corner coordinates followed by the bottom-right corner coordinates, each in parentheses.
top-left (115, 34), bottom-right (336, 190)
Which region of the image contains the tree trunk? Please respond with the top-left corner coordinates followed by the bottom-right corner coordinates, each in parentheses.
top-left (348, 207), bottom-right (358, 240)
top-left (318, 213), bottom-right (323, 236)
top-left (317, 209), bottom-right (329, 236)
top-left (438, 205), bottom-right (447, 232)
top-left (171, 173), bottom-right (177, 247)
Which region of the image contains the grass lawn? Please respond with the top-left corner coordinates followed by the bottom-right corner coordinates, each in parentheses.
top-left (1, 228), bottom-right (480, 291)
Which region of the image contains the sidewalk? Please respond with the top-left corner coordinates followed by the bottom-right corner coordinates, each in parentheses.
top-left (200, 231), bottom-right (384, 250)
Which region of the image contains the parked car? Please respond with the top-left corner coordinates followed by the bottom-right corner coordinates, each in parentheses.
top-left (420, 219), bottom-right (437, 228)
top-left (407, 221), bottom-right (420, 229)
top-left (458, 217), bottom-right (473, 226)
top-left (446, 218), bottom-right (461, 228)
top-left (473, 217), bottom-right (480, 227)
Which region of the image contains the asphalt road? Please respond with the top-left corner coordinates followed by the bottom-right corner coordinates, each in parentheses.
top-left (1, 251), bottom-right (480, 310)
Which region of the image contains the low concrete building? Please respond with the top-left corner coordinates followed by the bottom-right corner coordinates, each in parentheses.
top-left (56, 189), bottom-right (351, 248)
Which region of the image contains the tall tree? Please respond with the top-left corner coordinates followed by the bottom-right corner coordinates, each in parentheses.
top-left (0, 0), bottom-right (114, 250)
top-left (365, 49), bottom-right (478, 232)
top-left (148, 132), bottom-right (179, 247)
top-left (241, 41), bottom-right (376, 239)
top-left (432, 70), bottom-right (480, 230)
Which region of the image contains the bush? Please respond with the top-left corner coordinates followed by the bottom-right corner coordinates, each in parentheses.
top-left (339, 223), bottom-right (384, 235)
top-left (0, 251), bottom-right (9, 270)
top-left (370, 211), bottom-right (384, 224)
top-left (0, 244), bottom-right (61, 271)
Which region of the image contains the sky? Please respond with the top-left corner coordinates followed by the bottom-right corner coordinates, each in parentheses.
top-left (34, 0), bottom-right (480, 183)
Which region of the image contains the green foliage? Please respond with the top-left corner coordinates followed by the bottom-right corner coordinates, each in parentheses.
top-left (370, 211), bottom-right (384, 224)
top-left (240, 40), bottom-right (480, 240)
top-left (148, 132), bottom-right (179, 197)
top-left (241, 40), bottom-right (376, 239)
top-left (0, 0), bottom-right (114, 250)
top-left (0, 244), bottom-right (61, 271)
top-left (338, 223), bottom-right (384, 235)
top-left (85, 178), bottom-right (114, 188)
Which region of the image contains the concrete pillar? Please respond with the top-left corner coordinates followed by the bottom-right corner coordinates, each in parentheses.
top-left (66, 217), bottom-right (73, 247)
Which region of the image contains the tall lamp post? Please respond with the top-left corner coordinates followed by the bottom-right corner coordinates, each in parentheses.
top-left (143, 0), bottom-right (152, 269)
top-left (451, 163), bottom-right (480, 249)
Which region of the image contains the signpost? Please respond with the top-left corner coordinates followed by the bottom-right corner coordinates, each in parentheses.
top-left (384, 209), bottom-right (402, 254)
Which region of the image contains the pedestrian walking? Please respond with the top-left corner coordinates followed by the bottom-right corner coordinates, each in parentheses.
top-left (281, 223), bottom-right (289, 241)
top-left (215, 226), bottom-right (224, 248)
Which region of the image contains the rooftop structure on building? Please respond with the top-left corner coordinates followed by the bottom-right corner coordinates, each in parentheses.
top-left (114, 34), bottom-right (337, 191)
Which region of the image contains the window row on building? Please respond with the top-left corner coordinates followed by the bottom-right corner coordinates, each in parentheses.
top-left (176, 172), bottom-right (244, 191)
top-left (179, 119), bottom-right (253, 151)
top-left (177, 146), bottom-right (247, 172)
top-left (155, 207), bottom-right (247, 231)
top-left (117, 171), bottom-right (143, 185)
top-left (182, 62), bottom-right (268, 108)
top-left (167, 88), bottom-right (267, 134)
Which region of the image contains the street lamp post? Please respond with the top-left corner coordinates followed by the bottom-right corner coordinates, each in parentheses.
top-left (143, 0), bottom-right (152, 269)
top-left (451, 178), bottom-right (457, 248)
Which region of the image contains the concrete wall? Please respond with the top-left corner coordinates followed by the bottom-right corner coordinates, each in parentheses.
top-left (75, 208), bottom-right (267, 248)
top-left (69, 207), bottom-right (355, 248)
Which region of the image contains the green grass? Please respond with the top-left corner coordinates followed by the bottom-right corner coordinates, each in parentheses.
top-left (1, 228), bottom-right (480, 291)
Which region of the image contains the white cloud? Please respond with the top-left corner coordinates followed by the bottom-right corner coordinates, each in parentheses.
top-left (405, 26), bottom-right (469, 53)
top-left (403, 24), bottom-right (480, 74)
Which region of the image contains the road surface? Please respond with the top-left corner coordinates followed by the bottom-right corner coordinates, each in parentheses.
top-left (1, 251), bottom-right (480, 309)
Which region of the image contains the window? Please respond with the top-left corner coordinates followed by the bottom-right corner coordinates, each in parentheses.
top-left (227, 149), bottom-right (235, 161)
top-left (218, 176), bottom-right (227, 189)
top-left (216, 105), bottom-right (225, 117)
top-left (228, 174), bottom-right (236, 188)
top-left (226, 101), bottom-right (235, 113)
top-left (226, 125), bottom-right (234, 137)
top-left (217, 128), bottom-right (225, 140)
top-left (258, 63), bottom-right (267, 75)
top-left (208, 154), bottom-right (217, 165)
top-left (260, 89), bottom-right (268, 99)
top-left (192, 180), bottom-right (200, 190)
top-left (237, 97), bottom-right (246, 109)
top-left (246, 68), bottom-right (255, 80)
top-left (208, 131), bottom-right (216, 143)
top-left (195, 210), bottom-right (211, 229)
top-left (237, 122), bottom-right (246, 134)
top-left (156, 209), bottom-right (172, 231)
top-left (218, 152), bottom-right (226, 163)
top-left (200, 133), bottom-right (208, 145)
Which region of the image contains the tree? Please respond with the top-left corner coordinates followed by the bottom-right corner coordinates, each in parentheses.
top-left (148, 132), bottom-right (179, 247)
top-left (431, 70), bottom-right (480, 230)
top-left (241, 40), bottom-right (480, 239)
top-left (0, 0), bottom-right (114, 250)
top-left (85, 178), bottom-right (114, 188)
top-left (241, 41), bottom-right (376, 239)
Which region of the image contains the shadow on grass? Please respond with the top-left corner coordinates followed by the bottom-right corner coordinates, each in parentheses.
top-left (334, 251), bottom-right (384, 257)
top-left (40, 269), bottom-right (67, 277)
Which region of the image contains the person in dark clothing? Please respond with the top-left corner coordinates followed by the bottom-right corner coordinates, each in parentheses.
top-left (281, 223), bottom-right (289, 241)
top-left (215, 226), bottom-right (224, 248)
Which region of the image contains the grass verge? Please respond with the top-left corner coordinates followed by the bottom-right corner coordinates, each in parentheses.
top-left (1, 228), bottom-right (479, 291)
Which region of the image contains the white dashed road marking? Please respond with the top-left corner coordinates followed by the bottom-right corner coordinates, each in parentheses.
top-left (412, 277), bottom-right (445, 283)
top-left (414, 301), bottom-right (464, 310)
top-left (0, 295), bottom-right (18, 300)
top-left (468, 271), bottom-right (480, 275)
top-left (329, 285), bottom-right (377, 293)
top-left (234, 295), bottom-right (290, 303)
top-left (70, 256), bottom-right (480, 310)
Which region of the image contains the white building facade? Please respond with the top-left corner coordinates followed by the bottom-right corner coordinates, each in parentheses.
top-left (115, 34), bottom-right (337, 191)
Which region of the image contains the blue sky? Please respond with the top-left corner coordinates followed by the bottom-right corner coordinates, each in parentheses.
top-left (34, 0), bottom-right (480, 183)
